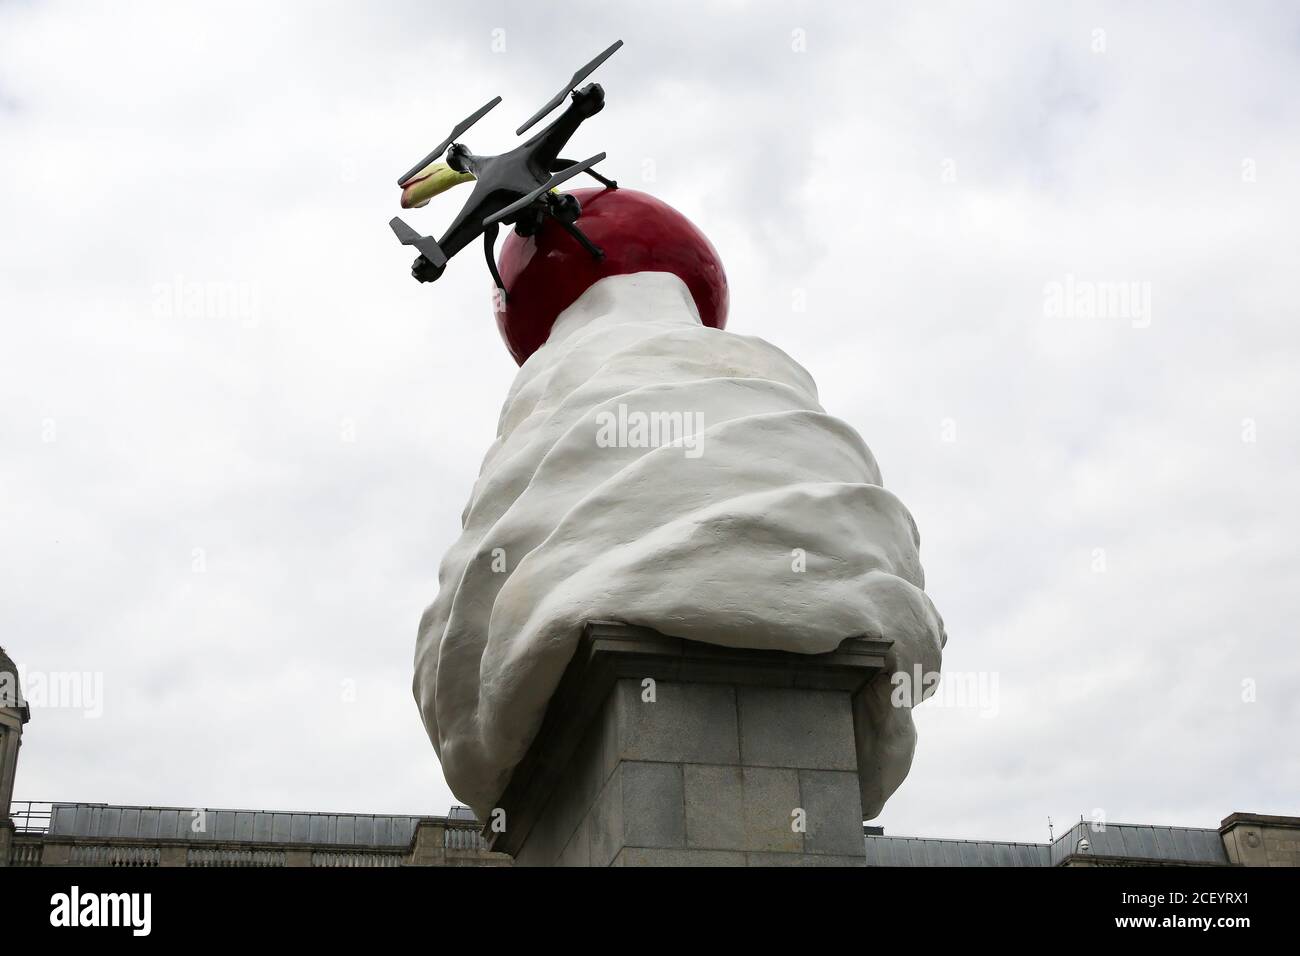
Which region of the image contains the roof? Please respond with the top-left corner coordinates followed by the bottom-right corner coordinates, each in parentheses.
top-left (866, 821), bottom-right (1230, 866)
top-left (865, 835), bottom-right (1050, 866)
top-left (1049, 821), bottom-right (1229, 866)
top-left (47, 803), bottom-right (422, 848)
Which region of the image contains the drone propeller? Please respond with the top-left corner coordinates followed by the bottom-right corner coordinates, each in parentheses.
top-left (481, 153), bottom-right (607, 228)
top-left (515, 39), bottom-right (623, 136)
top-left (389, 216), bottom-right (447, 268)
top-left (397, 96), bottom-right (503, 187)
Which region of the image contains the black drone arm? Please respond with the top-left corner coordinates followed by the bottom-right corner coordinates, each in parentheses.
top-left (522, 83), bottom-right (606, 175)
top-left (434, 180), bottom-right (507, 261)
top-left (552, 158), bottom-right (617, 190)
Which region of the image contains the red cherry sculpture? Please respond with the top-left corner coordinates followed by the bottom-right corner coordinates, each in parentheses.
top-left (494, 188), bottom-right (729, 365)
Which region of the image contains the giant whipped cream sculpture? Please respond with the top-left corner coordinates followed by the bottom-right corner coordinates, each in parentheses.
top-left (389, 44), bottom-right (946, 822)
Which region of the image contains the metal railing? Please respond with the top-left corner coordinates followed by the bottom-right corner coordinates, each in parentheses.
top-left (8, 800), bottom-right (52, 833)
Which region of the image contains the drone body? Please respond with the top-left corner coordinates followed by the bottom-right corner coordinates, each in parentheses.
top-left (389, 41), bottom-right (624, 295)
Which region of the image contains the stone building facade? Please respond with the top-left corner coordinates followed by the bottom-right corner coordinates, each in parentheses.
top-left (1218, 812), bottom-right (1300, 867)
top-left (4, 802), bottom-right (509, 868)
top-left (1, 646), bottom-right (33, 868)
top-left (863, 815), bottom-right (1300, 867)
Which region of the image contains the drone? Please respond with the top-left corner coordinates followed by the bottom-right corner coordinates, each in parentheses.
top-left (389, 40), bottom-right (623, 296)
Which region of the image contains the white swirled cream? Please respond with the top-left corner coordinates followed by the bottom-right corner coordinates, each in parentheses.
top-left (414, 272), bottom-right (946, 821)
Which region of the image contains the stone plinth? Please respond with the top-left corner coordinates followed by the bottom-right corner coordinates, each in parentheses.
top-left (486, 622), bottom-right (891, 866)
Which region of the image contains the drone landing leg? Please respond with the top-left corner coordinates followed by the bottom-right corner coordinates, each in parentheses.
top-left (558, 219), bottom-right (605, 261)
top-left (554, 158), bottom-right (617, 190)
top-left (483, 223), bottom-right (507, 298)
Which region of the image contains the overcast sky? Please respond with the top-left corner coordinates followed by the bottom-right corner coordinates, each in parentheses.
top-left (2, 0), bottom-right (1297, 844)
